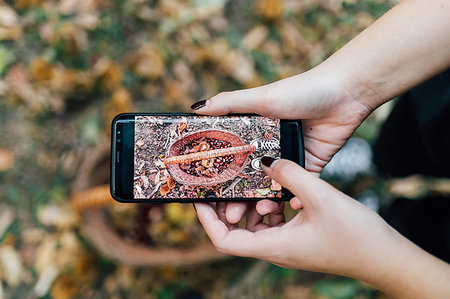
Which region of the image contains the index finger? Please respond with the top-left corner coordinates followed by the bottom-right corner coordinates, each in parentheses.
top-left (191, 87), bottom-right (268, 116)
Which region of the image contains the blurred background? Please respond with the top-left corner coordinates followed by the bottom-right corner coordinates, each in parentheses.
top-left (3, 0), bottom-right (448, 298)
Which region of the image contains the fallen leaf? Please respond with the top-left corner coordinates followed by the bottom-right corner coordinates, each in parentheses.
top-left (131, 43), bottom-right (166, 79)
top-left (51, 273), bottom-right (78, 299)
top-left (37, 204), bottom-right (77, 230)
top-left (255, 188), bottom-right (270, 196)
top-left (154, 159), bottom-right (166, 169)
top-left (270, 179), bottom-right (281, 191)
top-left (0, 4), bottom-right (22, 40)
top-left (30, 57), bottom-right (55, 81)
top-left (254, 0), bottom-right (284, 20)
top-left (35, 235), bottom-right (58, 274)
top-left (241, 25), bottom-right (268, 50)
top-left (154, 171), bottom-right (161, 184)
top-left (136, 139), bottom-right (145, 147)
top-left (0, 204), bottom-right (14, 239)
top-left (34, 266), bottom-right (60, 297)
top-left (160, 183), bottom-right (170, 196)
top-left (221, 50), bottom-right (258, 86)
top-left (0, 245), bottom-right (23, 286)
top-left (141, 175), bottom-right (149, 188)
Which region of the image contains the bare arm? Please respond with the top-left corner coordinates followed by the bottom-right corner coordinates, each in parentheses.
top-left (323, 0), bottom-right (450, 110)
top-left (193, 1), bottom-right (450, 297)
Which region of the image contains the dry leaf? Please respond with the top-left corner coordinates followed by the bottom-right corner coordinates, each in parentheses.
top-left (0, 5), bottom-right (22, 40)
top-left (141, 175), bottom-right (149, 188)
top-left (270, 179), bottom-right (281, 191)
top-left (254, 0), bottom-right (284, 20)
top-left (51, 274), bottom-right (78, 299)
top-left (35, 235), bottom-right (58, 274)
top-left (34, 266), bottom-right (60, 297)
top-left (0, 245), bottom-right (23, 286)
top-left (160, 183), bottom-right (170, 196)
top-left (0, 204), bottom-right (14, 239)
top-left (167, 177), bottom-right (176, 189)
top-left (241, 25), bottom-right (268, 50)
top-left (154, 159), bottom-right (166, 169)
top-left (93, 57), bottom-right (123, 91)
top-left (30, 57), bottom-right (55, 81)
top-left (37, 204), bottom-right (77, 230)
top-left (221, 50), bottom-right (258, 86)
top-left (154, 171), bottom-right (161, 184)
top-left (131, 43), bottom-right (166, 79)
top-left (136, 139), bottom-right (145, 147)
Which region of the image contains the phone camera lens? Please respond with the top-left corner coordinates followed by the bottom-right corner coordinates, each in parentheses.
top-left (117, 131), bottom-right (121, 134)
top-left (117, 138), bottom-right (121, 143)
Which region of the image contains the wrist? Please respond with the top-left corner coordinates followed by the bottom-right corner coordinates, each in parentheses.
top-left (314, 59), bottom-right (385, 113)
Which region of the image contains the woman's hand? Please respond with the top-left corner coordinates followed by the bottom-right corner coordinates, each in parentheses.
top-left (195, 158), bottom-right (450, 298)
top-left (191, 66), bottom-right (372, 222)
top-left (191, 67), bottom-right (371, 176)
top-left (195, 158), bottom-right (392, 273)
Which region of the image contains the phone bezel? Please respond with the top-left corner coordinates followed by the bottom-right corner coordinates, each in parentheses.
top-left (111, 113), bottom-right (305, 203)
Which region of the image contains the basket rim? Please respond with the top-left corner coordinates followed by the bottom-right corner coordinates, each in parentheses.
top-left (165, 129), bottom-right (249, 186)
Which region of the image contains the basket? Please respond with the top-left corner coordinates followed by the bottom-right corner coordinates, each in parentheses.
top-left (165, 129), bottom-right (254, 186)
top-left (72, 143), bottom-right (224, 266)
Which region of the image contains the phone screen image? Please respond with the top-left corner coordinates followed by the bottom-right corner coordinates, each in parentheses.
top-left (133, 115), bottom-right (282, 200)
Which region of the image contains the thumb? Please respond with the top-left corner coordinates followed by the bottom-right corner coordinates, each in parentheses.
top-left (261, 157), bottom-right (322, 208)
top-left (191, 86), bottom-right (269, 116)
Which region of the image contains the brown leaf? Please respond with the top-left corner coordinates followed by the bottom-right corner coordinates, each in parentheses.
top-left (160, 183), bottom-right (170, 196)
top-left (131, 43), bottom-right (166, 79)
top-left (241, 25), bottom-right (268, 50)
top-left (0, 4), bottom-right (22, 40)
top-left (30, 57), bottom-right (55, 81)
top-left (0, 148), bottom-right (14, 172)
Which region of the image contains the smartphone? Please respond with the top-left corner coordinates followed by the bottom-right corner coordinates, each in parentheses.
top-left (111, 113), bottom-right (304, 203)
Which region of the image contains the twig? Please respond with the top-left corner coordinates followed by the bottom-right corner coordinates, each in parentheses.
top-left (223, 177), bottom-right (241, 195)
top-left (149, 182), bottom-right (162, 197)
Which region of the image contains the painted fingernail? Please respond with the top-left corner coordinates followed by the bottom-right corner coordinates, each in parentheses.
top-left (191, 99), bottom-right (208, 110)
top-left (261, 156), bottom-right (276, 168)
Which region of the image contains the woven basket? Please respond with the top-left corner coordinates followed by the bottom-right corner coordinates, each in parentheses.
top-left (166, 129), bottom-right (251, 186)
top-left (72, 143), bottom-right (224, 266)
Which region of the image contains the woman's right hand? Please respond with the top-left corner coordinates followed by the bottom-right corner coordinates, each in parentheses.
top-left (192, 66), bottom-right (373, 223)
top-left (191, 66), bottom-right (372, 176)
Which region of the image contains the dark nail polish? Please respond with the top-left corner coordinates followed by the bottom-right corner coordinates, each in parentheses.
top-left (261, 156), bottom-right (276, 168)
top-left (191, 99), bottom-right (207, 110)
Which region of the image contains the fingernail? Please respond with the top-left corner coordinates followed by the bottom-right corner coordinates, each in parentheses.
top-left (191, 99), bottom-right (208, 110)
top-left (261, 156), bottom-right (277, 168)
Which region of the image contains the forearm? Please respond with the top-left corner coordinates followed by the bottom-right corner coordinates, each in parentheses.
top-left (320, 0), bottom-right (450, 110)
top-left (354, 228), bottom-right (450, 298)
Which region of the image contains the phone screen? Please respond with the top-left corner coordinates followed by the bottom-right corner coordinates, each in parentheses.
top-left (133, 115), bottom-right (282, 199)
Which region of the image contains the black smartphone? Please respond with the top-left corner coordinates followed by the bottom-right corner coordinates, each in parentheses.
top-left (111, 113), bottom-right (304, 203)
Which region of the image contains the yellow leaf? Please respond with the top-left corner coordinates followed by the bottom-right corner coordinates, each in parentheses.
top-left (254, 0), bottom-right (284, 21)
top-left (30, 57), bottom-right (55, 81)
